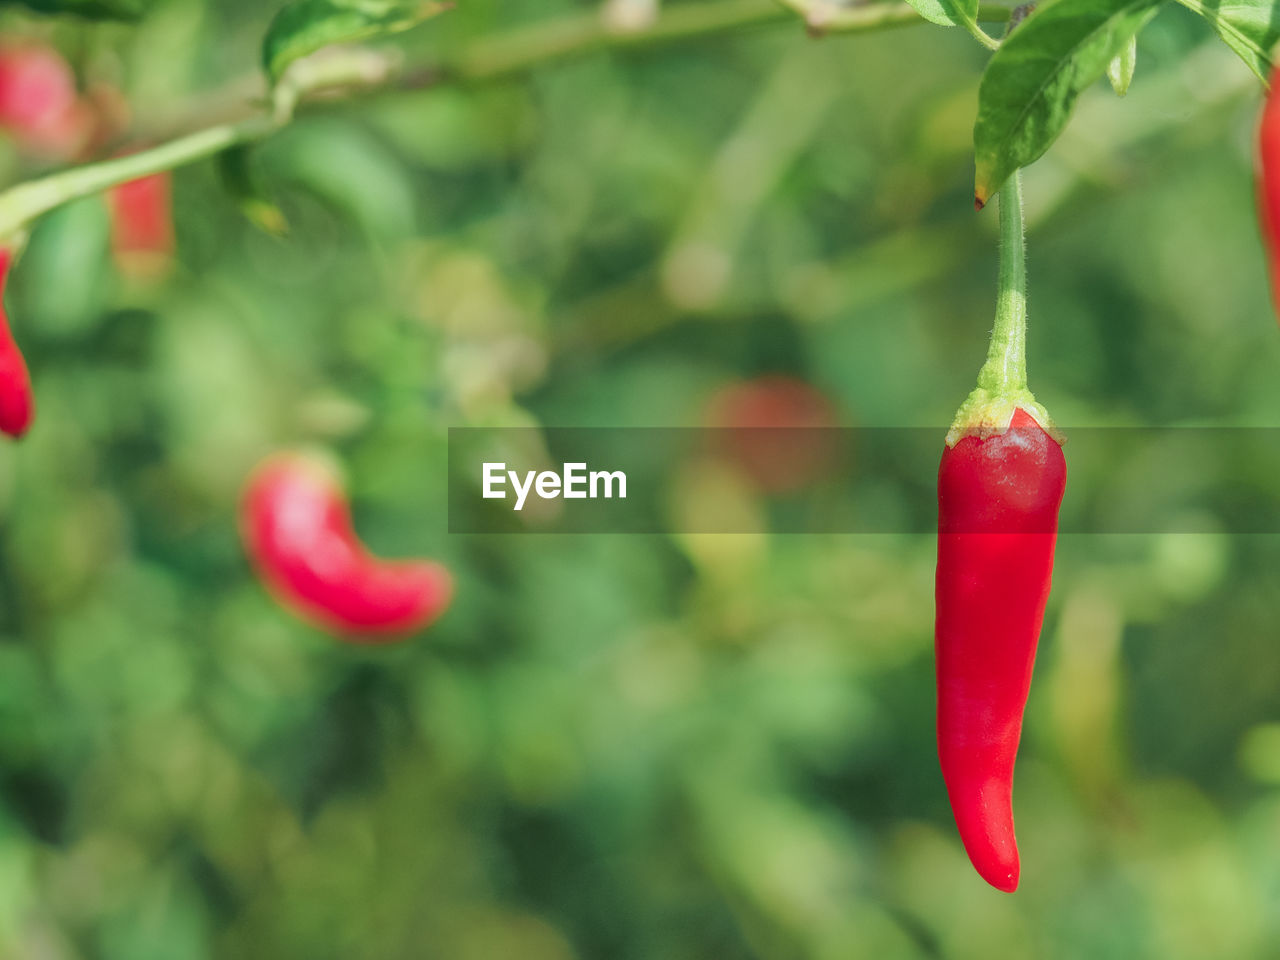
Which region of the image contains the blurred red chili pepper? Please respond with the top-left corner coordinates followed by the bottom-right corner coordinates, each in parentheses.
top-left (703, 375), bottom-right (840, 493)
top-left (0, 43), bottom-right (91, 159)
top-left (1258, 68), bottom-right (1280, 320)
top-left (0, 249), bottom-right (34, 439)
top-left (109, 173), bottom-right (175, 279)
top-left (241, 452), bottom-right (453, 639)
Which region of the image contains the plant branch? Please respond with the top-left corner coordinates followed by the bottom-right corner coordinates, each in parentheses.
top-left (0, 0), bottom-right (1014, 239)
top-left (455, 0), bottom-right (1007, 77)
top-left (0, 117), bottom-right (275, 236)
top-left (453, 0), bottom-right (784, 78)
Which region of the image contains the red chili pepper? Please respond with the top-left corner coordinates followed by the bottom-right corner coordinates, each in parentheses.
top-left (936, 171), bottom-right (1065, 892)
top-left (936, 408), bottom-right (1065, 891)
top-left (1258, 68), bottom-right (1280, 319)
top-left (703, 375), bottom-right (839, 493)
top-left (108, 173), bottom-right (175, 278)
top-left (241, 452), bottom-right (453, 639)
top-left (0, 43), bottom-right (90, 159)
top-left (0, 249), bottom-right (34, 439)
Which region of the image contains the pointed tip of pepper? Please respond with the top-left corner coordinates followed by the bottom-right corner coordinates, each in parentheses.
top-left (974, 194), bottom-right (986, 212)
top-left (944, 776), bottom-right (1023, 893)
top-left (984, 862), bottom-right (1020, 893)
top-left (969, 840), bottom-right (1020, 893)
top-left (0, 393), bottom-right (34, 440)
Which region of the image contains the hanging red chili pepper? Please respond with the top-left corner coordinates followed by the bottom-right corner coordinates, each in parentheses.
top-left (936, 171), bottom-right (1065, 892)
top-left (0, 249), bottom-right (34, 439)
top-left (1258, 68), bottom-right (1280, 320)
top-left (241, 452), bottom-right (453, 639)
top-left (108, 172), bottom-right (175, 279)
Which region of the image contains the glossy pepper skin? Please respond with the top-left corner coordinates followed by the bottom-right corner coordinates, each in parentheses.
top-left (0, 250), bottom-right (34, 439)
top-left (936, 408), bottom-right (1065, 892)
top-left (241, 453), bottom-right (453, 639)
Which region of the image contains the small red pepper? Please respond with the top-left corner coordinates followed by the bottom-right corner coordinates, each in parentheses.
top-left (0, 43), bottom-right (90, 159)
top-left (936, 171), bottom-right (1065, 892)
top-left (1258, 67), bottom-right (1280, 320)
top-left (703, 375), bottom-right (839, 493)
top-left (108, 172), bottom-right (175, 279)
top-left (0, 249), bottom-right (34, 439)
top-left (241, 452), bottom-right (453, 639)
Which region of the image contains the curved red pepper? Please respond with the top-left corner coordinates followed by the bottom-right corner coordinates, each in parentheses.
top-left (935, 408), bottom-right (1065, 891)
top-left (241, 453), bottom-right (453, 639)
top-left (0, 250), bottom-right (34, 439)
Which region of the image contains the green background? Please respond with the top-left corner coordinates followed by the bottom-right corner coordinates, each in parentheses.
top-left (0, 1), bottom-right (1277, 957)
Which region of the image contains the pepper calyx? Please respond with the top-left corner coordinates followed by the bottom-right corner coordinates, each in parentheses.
top-left (945, 388), bottom-right (1062, 447)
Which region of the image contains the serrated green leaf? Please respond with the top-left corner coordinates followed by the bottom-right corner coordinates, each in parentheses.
top-left (262, 0), bottom-right (448, 85)
top-left (3, 0), bottom-right (149, 19)
top-left (1173, 0), bottom-right (1278, 81)
top-left (973, 0), bottom-right (1165, 207)
top-left (1106, 33), bottom-right (1138, 95)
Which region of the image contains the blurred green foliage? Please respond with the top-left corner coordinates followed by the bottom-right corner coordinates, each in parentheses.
top-left (0, 1), bottom-right (1277, 958)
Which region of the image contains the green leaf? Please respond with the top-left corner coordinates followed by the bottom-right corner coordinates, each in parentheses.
top-left (1173, 0), bottom-right (1279, 81)
top-left (973, 0), bottom-right (1165, 207)
top-left (1106, 33), bottom-right (1138, 95)
top-left (262, 0), bottom-right (449, 85)
top-left (902, 0), bottom-right (998, 47)
top-left (3, 0), bottom-right (150, 19)
top-left (902, 0), bottom-right (979, 27)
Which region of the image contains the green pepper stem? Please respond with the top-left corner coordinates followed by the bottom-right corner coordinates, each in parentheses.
top-left (977, 169), bottom-right (1026, 394)
top-left (944, 169), bottom-right (1055, 445)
